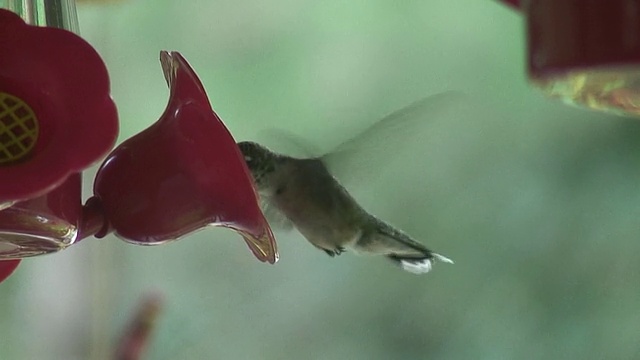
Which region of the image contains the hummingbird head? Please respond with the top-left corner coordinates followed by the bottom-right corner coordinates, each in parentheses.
top-left (237, 141), bottom-right (280, 188)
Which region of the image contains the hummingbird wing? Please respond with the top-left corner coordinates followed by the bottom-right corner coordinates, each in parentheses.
top-left (255, 128), bottom-right (323, 159)
top-left (320, 91), bottom-right (471, 187)
top-left (259, 196), bottom-right (295, 231)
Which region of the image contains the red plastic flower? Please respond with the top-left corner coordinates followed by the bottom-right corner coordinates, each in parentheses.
top-left (94, 51), bottom-right (278, 264)
top-left (0, 9), bottom-right (118, 204)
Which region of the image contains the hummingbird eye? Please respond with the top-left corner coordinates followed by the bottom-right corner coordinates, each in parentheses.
top-left (244, 155), bottom-right (253, 163)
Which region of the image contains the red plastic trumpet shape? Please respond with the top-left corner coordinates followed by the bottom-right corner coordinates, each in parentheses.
top-left (94, 51), bottom-right (278, 264)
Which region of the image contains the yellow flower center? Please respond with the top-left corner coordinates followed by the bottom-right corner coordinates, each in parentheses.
top-left (0, 92), bottom-right (39, 164)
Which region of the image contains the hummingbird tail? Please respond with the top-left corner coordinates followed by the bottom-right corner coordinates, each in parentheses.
top-left (387, 253), bottom-right (454, 274)
top-left (365, 217), bottom-right (453, 274)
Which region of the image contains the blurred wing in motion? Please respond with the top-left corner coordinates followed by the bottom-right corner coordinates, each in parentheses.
top-left (259, 196), bottom-right (295, 231)
top-left (253, 91), bottom-right (479, 191)
top-left (321, 91), bottom-right (471, 186)
top-left (256, 127), bottom-right (323, 159)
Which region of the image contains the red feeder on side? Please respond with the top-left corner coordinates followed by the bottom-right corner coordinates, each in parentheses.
top-left (0, 9), bottom-right (118, 263)
top-left (499, 0), bottom-right (640, 116)
top-left (0, 7), bottom-right (278, 284)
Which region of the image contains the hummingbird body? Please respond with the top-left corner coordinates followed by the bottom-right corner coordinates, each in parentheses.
top-left (238, 141), bottom-right (453, 274)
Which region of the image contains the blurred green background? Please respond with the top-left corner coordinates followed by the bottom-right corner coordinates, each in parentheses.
top-left (3, 0), bottom-right (640, 359)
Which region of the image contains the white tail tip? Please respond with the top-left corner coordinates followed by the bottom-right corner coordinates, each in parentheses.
top-left (433, 253), bottom-right (454, 264)
top-left (399, 253), bottom-right (454, 275)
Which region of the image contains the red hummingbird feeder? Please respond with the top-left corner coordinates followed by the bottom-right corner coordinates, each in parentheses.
top-left (499, 0), bottom-right (640, 116)
top-left (0, 7), bottom-right (277, 283)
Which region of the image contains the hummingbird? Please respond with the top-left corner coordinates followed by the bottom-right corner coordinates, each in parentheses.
top-left (237, 140), bottom-right (453, 274)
